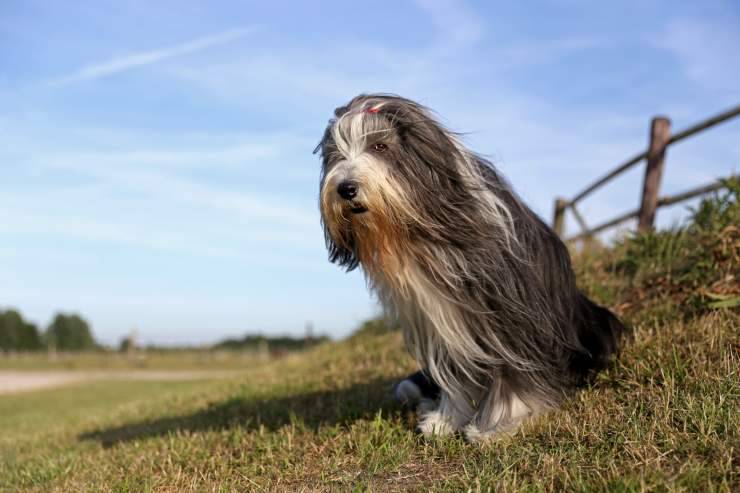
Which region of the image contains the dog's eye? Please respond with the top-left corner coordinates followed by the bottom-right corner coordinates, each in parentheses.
top-left (372, 142), bottom-right (388, 153)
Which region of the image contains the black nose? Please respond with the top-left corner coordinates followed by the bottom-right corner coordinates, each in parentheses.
top-left (337, 181), bottom-right (358, 200)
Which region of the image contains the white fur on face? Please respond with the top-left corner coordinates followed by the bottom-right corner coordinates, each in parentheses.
top-left (319, 109), bottom-right (424, 258)
top-left (332, 111), bottom-right (369, 161)
top-left (320, 111), bottom-right (391, 212)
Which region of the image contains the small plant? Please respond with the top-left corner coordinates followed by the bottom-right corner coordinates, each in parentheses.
top-left (579, 179), bottom-right (739, 323)
top-left (687, 177), bottom-right (739, 232)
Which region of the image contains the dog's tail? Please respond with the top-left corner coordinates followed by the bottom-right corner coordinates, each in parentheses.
top-left (569, 293), bottom-right (626, 384)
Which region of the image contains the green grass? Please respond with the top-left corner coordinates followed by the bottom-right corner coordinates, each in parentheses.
top-left (2, 188), bottom-right (737, 492)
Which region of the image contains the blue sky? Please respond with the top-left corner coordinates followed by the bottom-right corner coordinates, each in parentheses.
top-left (1, 0), bottom-right (738, 345)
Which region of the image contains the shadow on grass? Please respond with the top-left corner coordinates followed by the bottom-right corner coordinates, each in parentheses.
top-left (79, 377), bottom-right (404, 448)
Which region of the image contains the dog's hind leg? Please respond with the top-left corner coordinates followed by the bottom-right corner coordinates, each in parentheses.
top-left (394, 370), bottom-right (440, 409)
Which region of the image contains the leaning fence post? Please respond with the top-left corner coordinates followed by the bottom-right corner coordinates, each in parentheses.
top-left (553, 198), bottom-right (567, 237)
top-left (638, 116), bottom-right (671, 232)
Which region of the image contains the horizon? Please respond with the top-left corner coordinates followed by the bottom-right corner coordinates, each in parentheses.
top-left (2, 0), bottom-right (739, 346)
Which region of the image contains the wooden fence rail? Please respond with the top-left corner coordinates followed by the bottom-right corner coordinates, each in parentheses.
top-left (553, 103), bottom-right (740, 241)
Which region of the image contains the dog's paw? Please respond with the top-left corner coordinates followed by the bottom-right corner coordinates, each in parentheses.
top-left (417, 406), bottom-right (457, 437)
top-left (462, 423), bottom-right (499, 443)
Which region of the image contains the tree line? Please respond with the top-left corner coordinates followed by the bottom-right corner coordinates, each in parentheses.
top-left (0, 308), bottom-right (96, 352)
top-left (212, 333), bottom-right (329, 352)
top-left (2, 307), bottom-right (331, 354)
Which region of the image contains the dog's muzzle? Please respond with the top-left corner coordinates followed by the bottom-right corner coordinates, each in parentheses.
top-left (336, 180), bottom-right (367, 214)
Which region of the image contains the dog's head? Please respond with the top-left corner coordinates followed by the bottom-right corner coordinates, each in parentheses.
top-left (315, 94), bottom-right (475, 274)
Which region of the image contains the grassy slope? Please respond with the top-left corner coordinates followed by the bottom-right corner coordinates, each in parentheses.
top-left (1, 186), bottom-right (737, 492)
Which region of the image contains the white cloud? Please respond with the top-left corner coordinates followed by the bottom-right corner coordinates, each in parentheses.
top-left (48, 26), bottom-right (257, 86)
top-left (2, 120), bottom-right (320, 229)
top-left (1, 142), bottom-right (326, 264)
top-left (44, 160), bottom-right (317, 228)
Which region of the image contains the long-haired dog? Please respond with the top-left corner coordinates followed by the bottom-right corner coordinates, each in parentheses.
top-left (316, 94), bottom-right (625, 442)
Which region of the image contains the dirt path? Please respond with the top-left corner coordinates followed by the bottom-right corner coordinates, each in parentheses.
top-left (0, 370), bottom-right (243, 395)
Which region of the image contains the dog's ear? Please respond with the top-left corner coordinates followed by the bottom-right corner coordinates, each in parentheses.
top-left (325, 232), bottom-right (359, 271)
top-left (313, 123), bottom-right (332, 156)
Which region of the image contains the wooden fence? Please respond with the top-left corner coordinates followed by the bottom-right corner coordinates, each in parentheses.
top-left (552, 104), bottom-right (740, 242)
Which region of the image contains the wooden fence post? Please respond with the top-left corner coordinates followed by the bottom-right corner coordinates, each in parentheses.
top-left (638, 116), bottom-right (671, 232)
top-left (553, 198), bottom-right (567, 237)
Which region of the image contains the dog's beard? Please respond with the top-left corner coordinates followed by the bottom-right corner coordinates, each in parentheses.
top-left (320, 157), bottom-right (422, 287)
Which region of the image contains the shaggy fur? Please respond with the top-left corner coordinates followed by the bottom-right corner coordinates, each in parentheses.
top-left (315, 94), bottom-right (625, 442)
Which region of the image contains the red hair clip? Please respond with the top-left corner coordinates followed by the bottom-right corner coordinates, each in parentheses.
top-left (366, 107), bottom-right (380, 114)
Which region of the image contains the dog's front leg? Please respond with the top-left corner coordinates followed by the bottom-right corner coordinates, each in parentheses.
top-left (417, 391), bottom-right (473, 437)
top-left (463, 381), bottom-right (534, 443)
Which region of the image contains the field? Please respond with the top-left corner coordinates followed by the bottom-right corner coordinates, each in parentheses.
top-left (1, 186), bottom-right (738, 492)
top-left (0, 349), bottom-right (265, 371)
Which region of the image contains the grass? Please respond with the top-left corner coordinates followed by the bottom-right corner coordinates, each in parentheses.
top-left (1, 186), bottom-right (737, 492)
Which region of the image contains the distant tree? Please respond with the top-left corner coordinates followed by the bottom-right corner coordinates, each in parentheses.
top-left (0, 309), bottom-right (43, 352)
top-left (0, 309), bottom-right (41, 351)
top-left (0, 310), bottom-right (20, 351)
top-left (46, 313), bottom-right (96, 351)
top-left (212, 333), bottom-right (329, 352)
